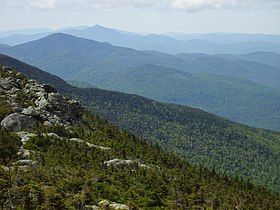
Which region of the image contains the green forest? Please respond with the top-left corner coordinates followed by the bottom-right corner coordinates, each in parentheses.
top-left (100, 64), bottom-right (280, 131)
top-left (2, 118), bottom-right (280, 209)
top-left (75, 88), bottom-right (280, 193)
top-left (1, 61), bottom-right (280, 209)
top-left (2, 33), bottom-right (280, 132)
top-left (1, 66), bottom-right (280, 209)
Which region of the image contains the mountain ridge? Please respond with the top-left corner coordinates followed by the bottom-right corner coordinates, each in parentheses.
top-left (1, 25), bottom-right (280, 54)
top-left (102, 63), bottom-right (280, 131)
top-left (215, 51), bottom-right (280, 68)
top-left (2, 34), bottom-right (280, 131)
top-left (64, 25), bottom-right (280, 54)
top-left (1, 64), bottom-right (280, 209)
top-left (1, 54), bottom-right (280, 193)
top-left (0, 44), bottom-right (10, 50)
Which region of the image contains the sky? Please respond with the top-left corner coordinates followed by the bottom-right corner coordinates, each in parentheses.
top-left (1, 0), bottom-right (280, 34)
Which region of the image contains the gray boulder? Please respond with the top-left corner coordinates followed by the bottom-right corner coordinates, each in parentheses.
top-left (17, 131), bottom-right (37, 144)
top-left (22, 106), bottom-right (40, 117)
top-left (0, 78), bottom-right (13, 90)
top-left (98, 200), bottom-right (110, 208)
top-left (17, 148), bottom-right (34, 157)
top-left (13, 159), bottom-right (36, 166)
top-left (104, 159), bottom-right (134, 167)
top-left (43, 133), bottom-right (62, 139)
top-left (104, 159), bottom-right (151, 169)
top-left (70, 138), bottom-right (111, 150)
top-left (84, 205), bottom-right (99, 210)
top-left (110, 203), bottom-right (130, 210)
top-left (98, 200), bottom-right (130, 210)
top-left (1, 113), bottom-right (36, 131)
top-left (0, 77), bottom-right (21, 90)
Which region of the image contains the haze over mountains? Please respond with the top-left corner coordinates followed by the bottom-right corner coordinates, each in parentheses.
top-left (80, 25), bottom-right (280, 54)
top-left (215, 52), bottom-right (280, 68)
top-left (166, 32), bottom-right (280, 44)
top-left (0, 44), bottom-right (10, 50)
top-left (1, 53), bottom-right (280, 193)
top-left (1, 60), bottom-right (280, 209)
top-left (1, 25), bottom-right (280, 54)
top-left (1, 32), bottom-right (280, 131)
top-left (1, 0), bottom-right (280, 206)
top-left (1, 22), bottom-right (280, 201)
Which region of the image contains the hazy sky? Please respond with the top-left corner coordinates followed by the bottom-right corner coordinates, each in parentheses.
top-left (1, 0), bottom-right (280, 34)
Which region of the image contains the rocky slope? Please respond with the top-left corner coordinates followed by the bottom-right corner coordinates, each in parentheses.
top-left (1, 65), bottom-right (280, 209)
top-left (1, 55), bottom-right (280, 193)
top-left (0, 66), bottom-right (83, 131)
top-left (0, 66), bottom-right (132, 209)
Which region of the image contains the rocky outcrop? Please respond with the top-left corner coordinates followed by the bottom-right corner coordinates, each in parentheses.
top-left (24, 79), bottom-right (83, 126)
top-left (0, 67), bottom-right (84, 131)
top-left (104, 158), bottom-right (150, 169)
top-left (110, 203), bottom-right (130, 210)
top-left (13, 159), bottom-right (36, 166)
top-left (104, 159), bottom-right (134, 167)
top-left (0, 77), bottom-right (16, 90)
top-left (17, 148), bottom-right (34, 157)
top-left (17, 131), bottom-right (37, 144)
top-left (98, 200), bottom-right (130, 210)
top-left (43, 132), bottom-right (62, 139)
top-left (84, 205), bottom-right (99, 210)
top-left (21, 106), bottom-right (40, 117)
top-left (1, 113), bottom-right (36, 131)
top-left (70, 138), bottom-right (111, 150)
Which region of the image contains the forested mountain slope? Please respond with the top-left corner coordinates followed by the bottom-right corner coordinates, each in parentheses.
top-left (100, 64), bottom-right (280, 131)
top-left (2, 33), bottom-right (280, 90)
top-left (1, 34), bottom-right (280, 132)
top-left (214, 52), bottom-right (280, 68)
top-left (176, 53), bottom-right (280, 90)
top-left (1, 54), bottom-right (280, 193)
top-left (1, 66), bottom-right (280, 209)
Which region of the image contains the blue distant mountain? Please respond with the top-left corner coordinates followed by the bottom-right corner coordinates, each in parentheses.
top-left (0, 43), bottom-right (10, 50)
top-left (1, 25), bottom-right (280, 54)
top-left (215, 51), bottom-right (280, 68)
top-left (166, 32), bottom-right (280, 44)
top-left (1, 33), bottom-right (280, 131)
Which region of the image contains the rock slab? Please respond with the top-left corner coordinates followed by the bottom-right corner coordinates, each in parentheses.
top-left (1, 113), bottom-right (36, 131)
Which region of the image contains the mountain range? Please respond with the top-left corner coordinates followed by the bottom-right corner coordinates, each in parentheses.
top-left (0, 44), bottom-right (10, 50)
top-left (2, 61), bottom-right (280, 209)
top-left (176, 53), bottom-right (280, 90)
top-left (215, 51), bottom-right (280, 68)
top-left (166, 32), bottom-right (280, 44)
top-left (1, 54), bottom-right (280, 193)
top-left (1, 33), bottom-right (280, 131)
top-left (1, 25), bottom-right (280, 55)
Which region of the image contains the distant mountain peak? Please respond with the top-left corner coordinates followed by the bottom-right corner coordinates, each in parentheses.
top-left (93, 24), bottom-right (106, 29)
top-left (34, 33), bottom-right (76, 42)
top-left (34, 32), bottom-right (107, 45)
top-left (45, 32), bottom-right (73, 38)
top-left (89, 24), bottom-right (116, 32)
